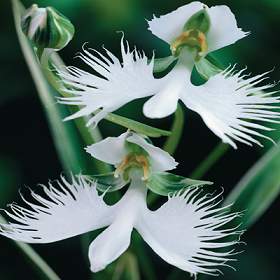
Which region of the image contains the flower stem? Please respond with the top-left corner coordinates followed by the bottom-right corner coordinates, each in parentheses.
top-left (112, 251), bottom-right (140, 280)
top-left (40, 50), bottom-right (111, 174)
top-left (163, 104), bottom-right (185, 155)
top-left (190, 142), bottom-right (229, 179)
top-left (0, 214), bottom-right (60, 280)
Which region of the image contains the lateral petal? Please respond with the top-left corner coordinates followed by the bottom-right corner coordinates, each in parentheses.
top-left (182, 67), bottom-right (280, 148)
top-left (136, 187), bottom-right (242, 277)
top-left (58, 37), bottom-right (159, 125)
top-left (0, 175), bottom-right (114, 243)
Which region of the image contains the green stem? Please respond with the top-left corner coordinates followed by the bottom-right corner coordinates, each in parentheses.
top-left (0, 215), bottom-right (60, 280)
top-left (163, 104), bottom-right (185, 155)
top-left (190, 142), bottom-right (229, 179)
top-left (132, 234), bottom-right (157, 280)
top-left (13, 0), bottom-right (86, 174)
top-left (112, 252), bottom-right (140, 280)
top-left (148, 105), bottom-right (185, 205)
top-left (42, 53), bottom-right (102, 149)
top-left (40, 50), bottom-right (111, 174)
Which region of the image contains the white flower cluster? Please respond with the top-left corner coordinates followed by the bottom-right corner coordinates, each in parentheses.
top-left (1, 2), bottom-right (278, 278)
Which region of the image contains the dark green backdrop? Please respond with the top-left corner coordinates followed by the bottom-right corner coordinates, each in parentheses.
top-left (0, 0), bottom-right (279, 279)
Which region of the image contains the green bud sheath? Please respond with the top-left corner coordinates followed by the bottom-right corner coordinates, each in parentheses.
top-left (21, 4), bottom-right (75, 50)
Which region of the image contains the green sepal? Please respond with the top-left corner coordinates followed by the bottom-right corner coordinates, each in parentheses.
top-left (146, 172), bottom-right (213, 196)
top-left (183, 8), bottom-right (211, 33)
top-left (89, 172), bottom-right (129, 193)
top-left (152, 56), bottom-right (177, 73)
top-left (195, 57), bottom-right (223, 81)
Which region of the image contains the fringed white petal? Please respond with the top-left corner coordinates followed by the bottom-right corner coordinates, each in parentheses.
top-left (127, 133), bottom-right (178, 171)
top-left (86, 132), bottom-right (128, 165)
top-left (182, 67), bottom-right (280, 148)
top-left (58, 37), bottom-right (159, 126)
top-left (136, 187), bottom-right (242, 277)
top-left (148, 2), bottom-right (248, 52)
top-left (0, 175), bottom-right (114, 243)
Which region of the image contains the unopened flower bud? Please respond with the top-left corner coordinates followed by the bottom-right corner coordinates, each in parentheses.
top-left (21, 4), bottom-right (75, 50)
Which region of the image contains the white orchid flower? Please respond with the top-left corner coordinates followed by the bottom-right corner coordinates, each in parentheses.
top-left (0, 176), bottom-right (241, 276)
top-left (144, 2), bottom-right (280, 148)
top-left (58, 3), bottom-right (280, 149)
top-left (0, 133), bottom-right (241, 276)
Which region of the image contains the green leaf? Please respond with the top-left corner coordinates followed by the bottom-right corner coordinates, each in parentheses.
top-left (195, 57), bottom-right (223, 81)
top-left (224, 142), bottom-right (280, 228)
top-left (152, 56), bottom-right (177, 73)
top-left (89, 172), bottom-right (128, 192)
top-left (146, 172), bottom-right (213, 196)
top-left (104, 113), bottom-right (171, 138)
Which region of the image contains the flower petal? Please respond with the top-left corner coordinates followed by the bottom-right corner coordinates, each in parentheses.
top-left (87, 131), bottom-right (178, 171)
top-left (86, 132), bottom-right (128, 165)
top-left (143, 63), bottom-right (188, 119)
top-left (143, 88), bottom-right (180, 118)
top-left (206, 5), bottom-right (249, 53)
top-left (88, 221), bottom-right (133, 272)
top-left (182, 66), bottom-right (280, 148)
top-left (89, 177), bottom-right (147, 272)
top-left (148, 2), bottom-right (204, 44)
top-left (58, 37), bottom-right (159, 125)
top-left (136, 187), bottom-right (242, 276)
top-left (0, 175), bottom-right (114, 243)
top-left (148, 3), bottom-right (248, 52)
top-left (127, 133), bottom-right (178, 171)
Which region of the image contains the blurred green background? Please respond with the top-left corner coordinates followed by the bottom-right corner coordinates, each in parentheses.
top-left (1, 0), bottom-right (280, 279)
